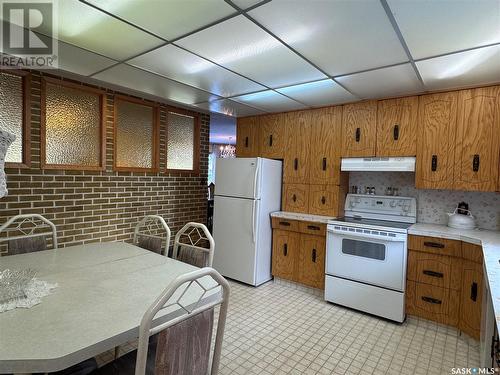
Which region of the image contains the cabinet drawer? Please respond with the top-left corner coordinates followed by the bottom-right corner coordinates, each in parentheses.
top-left (462, 242), bottom-right (483, 264)
top-left (408, 235), bottom-right (462, 257)
top-left (298, 221), bottom-right (326, 236)
top-left (408, 251), bottom-right (452, 290)
top-left (271, 217), bottom-right (299, 232)
top-left (283, 184), bottom-right (309, 213)
top-left (407, 281), bottom-right (449, 324)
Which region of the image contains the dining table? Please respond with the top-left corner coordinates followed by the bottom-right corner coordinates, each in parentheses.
top-left (0, 242), bottom-right (220, 374)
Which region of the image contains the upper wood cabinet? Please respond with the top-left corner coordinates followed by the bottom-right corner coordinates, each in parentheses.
top-left (377, 97), bottom-right (418, 156)
top-left (341, 101), bottom-right (377, 157)
top-left (416, 92), bottom-right (458, 190)
top-left (454, 87), bottom-right (500, 191)
top-left (309, 107), bottom-right (343, 185)
top-left (283, 111), bottom-right (311, 183)
top-left (283, 184), bottom-right (310, 213)
top-left (259, 114), bottom-right (286, 159)
top-left (235, 116), bottom-right (259, 157)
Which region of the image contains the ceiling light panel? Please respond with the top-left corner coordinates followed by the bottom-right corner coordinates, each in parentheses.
top-left (277, 80), bottom-right (358, 107)
top-left (93, 64), bottom-right (217, 104)
top-left (248, 0), bottom-right (408, 76)
top-left (35, 0), bottom-right (164, 60)
top-left (129, 45), bottom-right (265, 97)
top-left (175, 15), bottom-right (326, 88)
top-left (232, 90), bottom-right (307, 112)
top-left (86, 0), bottom-right (236, 40)
top-left (417, 44), bottom-right (500, 91)
top-left (336, 64), bottom-right (423, 99)
top-left (388, 0), bottom-right (500, 59)
top-left (195, 99), bottom-right (266, 117)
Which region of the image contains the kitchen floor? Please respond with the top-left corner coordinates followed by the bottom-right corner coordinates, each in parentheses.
top-left (97, 279), bottom-right (479, 375)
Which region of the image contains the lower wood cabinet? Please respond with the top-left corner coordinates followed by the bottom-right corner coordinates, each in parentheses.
top-left (271, 218), bottom-right (326, 289)
top-left (406, 235), bottom-right (484, 340)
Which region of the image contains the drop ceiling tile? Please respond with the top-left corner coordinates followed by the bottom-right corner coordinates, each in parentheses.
top-left (232, 90), bottom-right (307, 112)
top-left (56, 40), bottom-right (117, 76)
top-left (93, 64), bottom-right (217, 104)
top-left (248, 0), bottom-right (408, 76)
top-left (129, 45), bottom-right (265, 97)
top-left (195, 99), bottom-right (266, 117)
top-left (388, 0), bottom-right (500, 59)
top-left (86, 0), bottom-right (236, 40)
top-left (417, 45), bottom-right (500, 91)
top-left (35, 0), bottom-right (164, 60)
top-left (176, 15), bottom-right (326, 88)
top-left (231, 0), bottom-right (267, 10)
top-left (336, 64), bottom-right (423, 99)
top-left (277, 79), bottom-right (358, 107)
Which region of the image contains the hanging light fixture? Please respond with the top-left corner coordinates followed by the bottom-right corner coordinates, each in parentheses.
top-left (219, 137), bottom-right (236, 158)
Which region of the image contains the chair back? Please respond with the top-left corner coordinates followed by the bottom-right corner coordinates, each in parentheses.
top-left (135, 267), bottom-right (230, 375)
top-left (173, 222), bottom-right (214, 268)
top-left (133, 215), bottom-right (171, 256)
top-left (0, 214), bottom-right (57, 256)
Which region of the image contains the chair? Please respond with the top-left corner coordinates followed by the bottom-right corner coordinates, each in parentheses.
top-left (95, 267), bottom-right (230, 375)
top-left (173, 222), bottom-right (214, 268)
top-left (0, 214), bottom-right (57, 256)
top-left (133, 215), bottom-right (171, 256)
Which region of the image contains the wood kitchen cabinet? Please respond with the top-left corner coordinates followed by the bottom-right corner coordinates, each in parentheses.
top-left (259, 114), bottom-right (286, 159)
top-left (416, 92), bottom-right (458, 190)
top-left (453, 87), bottom-right (500, 191)
top-left (459, 260), bottom-right (483, 340)
top-left (283, 111), bottom-right (311, 183)
top-left (272, 229), bottom-right (299, 281)
top-left (376, 97), bottom-right (418, 156)
top-left (309, 107), bottom-right (343, 185)
top-left (308, 184), bottom-right (346, 217)
top-left (236, 116), bottom-right (259, 157)
top-left (341, 101), bottom-right (377, 157)
top-left (298, 234), bottom-right (326, 289)
top-left (283, 184), bottom-right (309, 213)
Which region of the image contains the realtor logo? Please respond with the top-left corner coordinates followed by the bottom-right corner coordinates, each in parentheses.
top-left (0, 0), bottom-right (58, 68)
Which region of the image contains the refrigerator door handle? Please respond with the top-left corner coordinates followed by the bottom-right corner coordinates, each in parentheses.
top-left (253, 159), bottom-right (260, 199)
top-left (252, 200), bottom-right (256, 244)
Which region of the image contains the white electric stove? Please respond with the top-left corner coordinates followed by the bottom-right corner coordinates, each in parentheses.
top-left (325, 194), bottom-right (417, 322)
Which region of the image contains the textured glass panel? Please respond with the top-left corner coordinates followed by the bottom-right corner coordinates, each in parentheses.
top-left (45, 83), bottom-right (101, 166)
top-left (116, 100), bottom-right (153, 169)
top-left (0, 73), bottom-right (23, 163)
top-left (167, 113), bottom-right (194, 170)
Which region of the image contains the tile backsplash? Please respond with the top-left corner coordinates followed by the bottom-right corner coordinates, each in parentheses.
top-left (349, 172), bottom-right (500, 231)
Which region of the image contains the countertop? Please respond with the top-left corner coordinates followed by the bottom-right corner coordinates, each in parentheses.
top-left (408, 223), bottom-right (500, 333)
top-left (270, 211), bottom-right (335, 224)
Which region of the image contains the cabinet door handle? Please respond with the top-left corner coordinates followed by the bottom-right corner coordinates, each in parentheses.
top-left (421, 296), bottom-right (442, 305)
top-left (269, 134), bottom-right (273, 147)
top-left (245, 136), bottom-right (249, 148)
top-left (355, 128), bottom-right (361, 142)
top-left (431, 155), bottom-right (438, 172)
top-left (292, 194), bottom-right (297, 202)
top-left (423, 241), bottom-right (445, 249)
top-left (471, 282), bottom-right (478, 302)
top-left (473, 154), bottom-right (480, 172)
top-left (322, 157), bottom-right (327, 171)
top-left (283, 243), bottom-right (288, 256)
top-left (393, 124), bottom-right (400, 140)
top-left (307, 225), bottom-right (320, 231)
top-left (321, 196), bottom-right (326, 205)
top-left (294, 158), bottom-right (298, 170)
top-left (279, 221), bottom-right (291, 226)
top-left (423, 270), bottom-right (443, 278)
top-left (311, 248), bottom-right (317, 263)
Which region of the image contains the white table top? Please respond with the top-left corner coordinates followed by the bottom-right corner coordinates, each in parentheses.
top-left (0, 242), bottom-right (218, 374)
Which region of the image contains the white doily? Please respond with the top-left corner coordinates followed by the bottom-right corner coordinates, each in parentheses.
top-left (0, 278), bottom-right (58, 313)
top-left (0, 129), bottom-right (16, 198)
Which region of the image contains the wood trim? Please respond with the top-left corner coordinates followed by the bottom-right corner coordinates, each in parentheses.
top-left (113, 94), bottom-right (160, 173)
top-left (40, 77), bottom-right (106, 171)
top-left (3, 70), bottom-right (31, 169)
top-left (164, 107), bottom-right (201, 175)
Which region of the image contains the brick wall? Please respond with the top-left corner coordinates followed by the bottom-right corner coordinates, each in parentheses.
top-left (0, 70), bottom-right (209, 253)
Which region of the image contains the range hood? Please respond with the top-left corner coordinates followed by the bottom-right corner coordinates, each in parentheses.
top-left (341, 157), bottom-right (416, 172)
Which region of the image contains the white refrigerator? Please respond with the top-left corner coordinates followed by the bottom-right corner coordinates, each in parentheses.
top-left (212, 157), bottom-right (282, 286)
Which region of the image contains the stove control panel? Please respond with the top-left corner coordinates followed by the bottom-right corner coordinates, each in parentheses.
top-left (345, 194), bottom-right (417, 222)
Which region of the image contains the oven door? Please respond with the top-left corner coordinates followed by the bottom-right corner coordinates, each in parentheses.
top-left (326, 226), bottom-right (407, 291)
